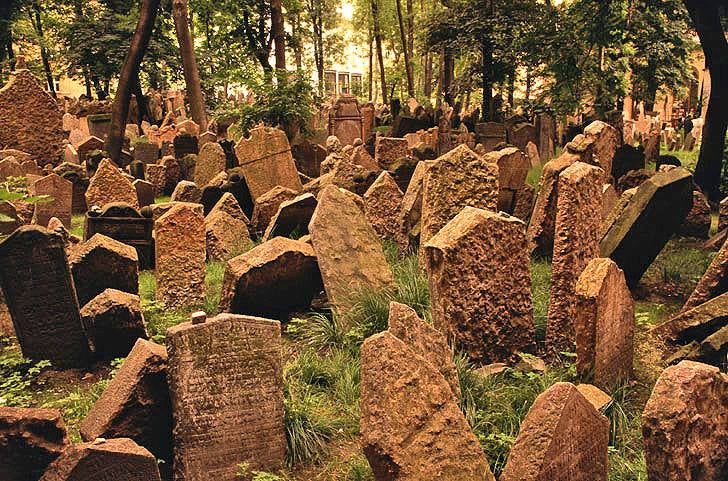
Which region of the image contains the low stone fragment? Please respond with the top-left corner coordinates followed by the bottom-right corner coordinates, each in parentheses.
top-left (678, 190), bottom-right (710, 239)
top-left (80, 289), bottom-right (147, 360)
top-left (262, 193), bottom-right (317, 241)
top-left (170, 180), bottom-right (202, 203)
top-left (363, 171), bottom-right (404, 243)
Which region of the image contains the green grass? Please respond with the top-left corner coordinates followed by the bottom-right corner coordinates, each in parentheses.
top-left (641, 238), bottom-right (714, 296)
top-left (530, 258), bottom-right (552, 343)
top-left (155, 195), bottom-right (171, 204)
top-left (70, 214), bottom-right (85, 238)
top-left (526, 163), bottom-right (543, 188)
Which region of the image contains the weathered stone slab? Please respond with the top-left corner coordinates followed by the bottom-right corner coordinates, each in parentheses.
top-left (86, 158), bottom-right (140, 210)
top-left (170, 180), bottom-right (202, 204)
top-left (425, 207), bottom-right (534, 364)
top-left (420, 144), bottom-right (499, 255)
top-left (166, 314), bottom-right (285, 479)
top-left (250, 186), bottom-right (298, 236)
top-left (683, 237), bottom-right (728, 313)
top-left (234, 126), bottom-right (302, 201)
top-left (654, 291), bottom-right (728, 345)
top-left (0, 156), bottom-right (23, 181)
top-left (500, 382), bottom-right (609, 481)
top-left (69, 233), bottom-right (139, 308)
top-left (39, 438), bottom-right (162, 481)
top-left (205, 199), bottom-right (252, 261)
top-left (360, 331), bottom-right (494, 481)
top-left (642, 361), bottom-right (728, 481)
top-left (194, 142), bottom-right (226, 188)
top-left (0, 70), bottom-right (63, 165)
top-left (678, 190), bottom-right (710, 239)
top-left (76, 136), bottom-right (104, 165)
top-left (80, 289), bottom-right (147, 360)
top-left (397, 160), bottom-right (427, 254)
top-left (374, 136), bottom-right (409, 170)
top-left (363, 171), bottom-right (404, 243)
top-left (387, 301), bottom-right (460, 398)
top-left (79, 339), bottom-right (172, 479)
top-left (600, 168), bottom-right (693, 287)
top-left (218, 237), bottom-right (322, 319)
top-left (309, 186), bottom-right (393, 312)
top-left (0, 407), bottom-right (69, 481)
top-left (292, 140), bottom-right (325, 178)
top-left (83, 203), bottom-right (153, 270)
top-left (0, 226), bottom-right (92, 367)
top-left (134, 179), bottom-right (155, 208)
top-left (475, 122), bottom-right (506, 153)
top-left (584, 120), bottom-right (618, 179)
top-left (575, 258), bottom-right (634, 388)
top-left (30, 174), bottom-right (72, 228)
top-left (484, 147), bottom-right (529, 214)
top-left (329, 96), bottom-right (363, 147)
top-left (546, 162), bottom-right (603, 353)
top-left (155, 203), bottom-right (205, 309)
top-left (262, 193), bottom-right (317, 241)
top-left (0, 200), bottom-right (21, 235)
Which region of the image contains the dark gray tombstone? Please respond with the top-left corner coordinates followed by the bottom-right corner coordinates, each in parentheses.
top-left (173, 133), bottom-right (199, 159)
top-left (85, 203), bottom-right (155, 270)
top-left (0, 226), bottom-right (92, 366)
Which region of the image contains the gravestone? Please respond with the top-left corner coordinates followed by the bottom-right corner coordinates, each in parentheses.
top-left (76, 136), bottom-right (104, 164)
top-left (678, 190), bottom-right (710, 239)
top-left (0, 69), bottom-right (63, 165)
top-left (218, 237), bottom-right (322, 319)
top-left (0, 226), bottom-right (92, 367)
top-left (234, 126), bottom-right (303, 200)
top-left (205, 196), bottom-right (252, 262)
top-left (643, 129), bottom-right (660, 164)
top-left (508, 122), bottom-right (536, 152)
top-left (86, 158), bottom-right (140, 210)
top-left (171, 180), bottom-right (202, 204)
top-left (39, 438), bottom-right (162, 481)
top-left (0, 201), bottom-right (21, 235)
top-left (70, 232), bottom-right (139, 307)
top-left (426, 207), bottom-right (534, 364)
top-left (500, 382), bottom-right (609, 481)
top-left (642, 361), bottom-right (728, 481)
top-left (292, 139), bottom-right (326, 178)
top-left (360, 331), bottom-right (494, 481)
top-left (575, 258), bottom-right (634, 388)
top-left (84, 203), bottom-right (154, 270)
top-left (0, 156), bottom-right (23, 181)
top-left (374, 136), bottom-right (409, 170)
top-left (31, 173), bottom-right (72, 228)
top-left (79, 339), bottom-right (172, 478)
top-left (420, 144), bottom-right (499, 256)
top-left (535, 113), bottom-right (556, 162)
top-left (80, 289), bottom-right (147, 359)
top-left (145, 164), bottom-right (167, 197)
top-left (133, 141), bottom-right (159, 164)
top-left (361, 102), bottom-right (375, 141)
top-left (398, 160), bottom-right (427, 253)
top-left (87, 113), bottom-right (112, 140)
top-left (155, 203), bottom-right (205, 309)
top-left (682, 236), bottom-right (728, 313)
top-left (363, 171), bottom-right (404, 244)
top-left (484, 147), bottom-right (529, 214)
top-left (166, 313), bottom-right (285, 479)
top-left (329, 96), bottom-right (363, 147)
top-left (583, 120), bottom-right (618, 179)
top-left (250, 186), bottom-right (298, 236)
top-left (0, 407), bottom-right (69, 481)
top-left (194, 142), bottom-right (226, 188)
top-left (547, 162), bottom-right (603, 353)
top-left (475, 122), bottom-right (507, 152)
top-left (262, 193), bottom-right (317, 241)
top-left (173, 133), bottom-right (199, 159)
top-left (309, 186), bottom-right (393, 312)
top-left (55, 167), bottom-right (89, 214)
top-left (600, 168), bottom-right (693, 287)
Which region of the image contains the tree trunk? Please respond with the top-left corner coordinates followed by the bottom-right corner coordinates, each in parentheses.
top-left (133, 72), bottom-right (148, 128)
top-left (424, 52), bottom-right (432, 99)
top-left (368, 28), bottom-right (374, 101)
top-left (395, 0), bottom-right (415, 98)
top-left (271, 0), bottom-right (286, 73)
top-left (173, 0), bottom-right (207, 130)
top-left (371, 0), bottom-right (388, 104)
top-left (92, 75), bottom-right (106, 100)
top-left (292, 13), bottom-right (303, 70)
top-left (481, 43), bottom-right (493, 121)
top-left (30, 1), bottom-right (55, 98)
top-left (82, 67), bottom-right (92, 98)
top-left (105, 0), bottom-right (161, 162)
top-left (442, 48), bottom-right (454, 105)
top-left (684, 0), bottom-right (728, 201)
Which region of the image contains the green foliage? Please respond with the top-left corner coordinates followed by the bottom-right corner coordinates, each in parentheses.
top-left (284, 382), bottom-right (340, 466)
top-left (530, 258), bottom-right (552, 343)
top-left (0, 350), bottom-right (50, 407)
top-left (288, 313), bottom-right (347, 350)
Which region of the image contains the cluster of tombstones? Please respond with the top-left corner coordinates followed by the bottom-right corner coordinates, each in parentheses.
top-left (0, 71), bottom-right (726, 481)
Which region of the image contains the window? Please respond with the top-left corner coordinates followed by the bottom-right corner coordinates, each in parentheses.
top-left (338, 73), bottom-right (350, 95)
top-left (351, 74), bottom-right (363, 97)
top-left (324, 71), bottom-right (337, 96)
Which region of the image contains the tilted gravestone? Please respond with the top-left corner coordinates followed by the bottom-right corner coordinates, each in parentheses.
top-left (30, 173), bottom-right (72, 228)
top-left (84, 203), bottom-right (153, 270)
top-left (166, 313), bottom-right (285, 480)
top-left (425, 207), bottom-right (534, 364)
top-left (194, 142), bottom-right (226, 188)
top-left (0, 226), bottom-right (92, 367)
top-left (475, 122), bottom-right (507, 153)
top-left (600, 168), bottom-right (693, 288)
top-left (328, 96), bottom-right (364, 147)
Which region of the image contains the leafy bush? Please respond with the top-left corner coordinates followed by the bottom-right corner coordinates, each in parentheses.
top-left (0, 352), bottom-right (50, 407)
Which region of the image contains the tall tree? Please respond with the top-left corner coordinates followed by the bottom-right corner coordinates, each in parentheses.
top-left (684, 0), bottom-right (728, 201)
top-left (270, 0), bottom-right (286, 72)
top-left (28, 1), bottom-right (55, 97)
top-left (105, 0), bottom-right (161, 162)
top-left (173, 0), bottom-right (208, 130)
top-left (371, 0), bottom-right (387, 103)
top-left (395, 0), bottom-right (415, 97)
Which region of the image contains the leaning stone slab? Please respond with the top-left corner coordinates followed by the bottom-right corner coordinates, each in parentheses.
top-left (575, 258), bottom-right (634, 388)
top-left (166, 314), bottom-right (285, 480)
top-left (363, 171), bottom-right (404, 243)
top-left (194, 142), bottom-right (226, 188)
top-left (642, 361), bottom-right (728, 481)
top-left (79, 339), bottom-right (172, 479)
top-left (309, 186), bottom-right (393, 312)
top-left (205, 202), bottom-right (252, 262)
top-left (360, 331), bottom-right (495, 481)
top-left (0, 407), bottom-right (69, 481)
top-left (39, 438), bottom-right (162, 481)
top-left (483, 147), bottom-right (529, 214)
top-left (546, 161), bottom-right (603, 353)
top-left (397, 160), bottom-right (427, 254)
top-left (86, 158), bottom-right (140, 210)
top-left (420, 144), bottom-right (499, 254)
top-left (0, 226), bottom-right (92, 367)
top-left (262, 193), bottom-right (317, 241)
top-left (250, 185), bottom-right (298, 236)
top-left (500, 382), bottom-right (609, 481)
top-left (600, 168), bottom-right (693, 288)
top-left (682, 237), bottom-right (728, 313)
top-left (80, 289), bottom-right (147, 360)
top-left (425, 207), bottom-right (534, 364)
top-left (218, 237), bottom-right (322, 319)
top-left (583, 120), bottom-right (618, 179)
top-left (653, 291), bottom-right (728, 345)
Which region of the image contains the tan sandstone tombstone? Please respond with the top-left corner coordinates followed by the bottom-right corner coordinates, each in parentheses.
top-left (682, 236), bottom-right (728, 313)
top-left (374, 136), bottom-right (410, 170)
top-left (360, 331), bottom-right (495, 481)
top-left (584, 120), bottom-right (618, 180)
top-left (79, 339), bottom-right (172, 478)
top-left (262, 193), bottom-right (317, 241)
top-left (484, 146), bottom-right (530, 214)
top-left (155, 203), bottom-right (205, 309)
top-left (31, 173), bottom-right (72, 228)
top-left (250, 185), bottom-right (298, 236)
top-left (398, 161), bottom-right (427, 254)
top-left (546, 161), bottom-right (603, 353)
top-left (425, 207), bottom-right (534, 364)
top-left (166, 313), bottom-right (285, 480)
top-left (500, 382), bottom-right (609, 481)
top-left (205, 196), bottom-right (252, 262)
top-left (363, 171), bottom-right (404, 244)
top-left (420, 144), bottom-right (499, 257)
top-left (526, 140), bottom-right (541, 167)
top-left (575, 258), bottom-right (634, 388)
top-left (39, 438), bottom-right (162, 481)
top-left (234, 125), bottom-right (302, 201)
top-left (329, 96), bottom-right (364, 147)
top-left (194, 141), bottom-right (226, 188)
top-left (309, 185), bottom-right (393, 313)
top-left (602, 183), bottom-right (618, 219)
top-left (0, 70), bottom-right (63, 165)
top-left (642, 361), bottom-right (728, 481)
top-left (0, 156), bottom-right (23, 181)
top-left (85, 158), bottom-right (140, 210)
